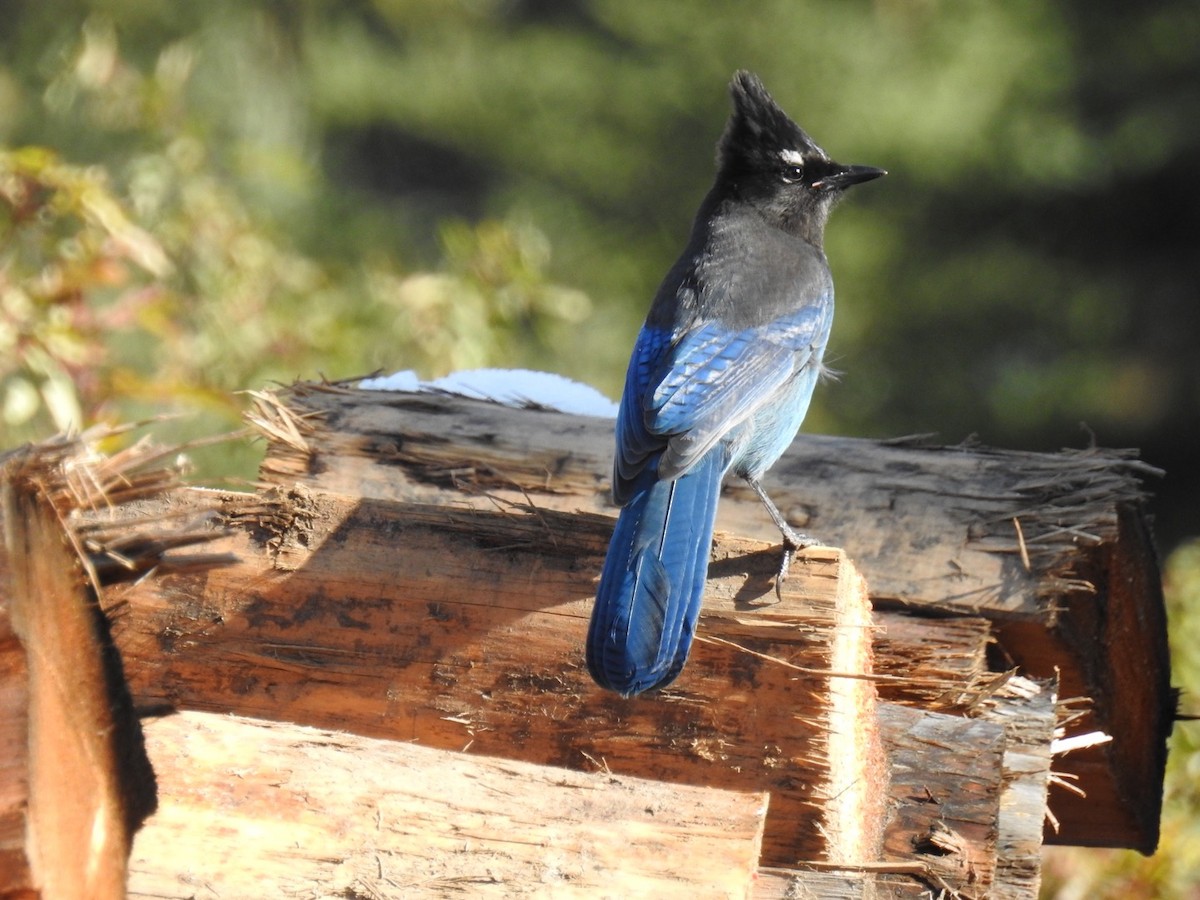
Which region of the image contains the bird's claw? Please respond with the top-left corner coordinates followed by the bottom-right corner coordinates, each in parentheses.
top-left (774, 528), bottom-right (818, 599)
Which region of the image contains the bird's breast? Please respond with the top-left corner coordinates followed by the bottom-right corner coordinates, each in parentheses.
top-left (729, 358), bottom-right (824, 480)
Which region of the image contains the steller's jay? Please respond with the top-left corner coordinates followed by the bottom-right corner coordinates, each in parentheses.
top-left (586, 70), bottom-right (885, 696)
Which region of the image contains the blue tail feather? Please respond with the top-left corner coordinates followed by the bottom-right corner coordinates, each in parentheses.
top-left (586, 451), bottom-right (725, 695)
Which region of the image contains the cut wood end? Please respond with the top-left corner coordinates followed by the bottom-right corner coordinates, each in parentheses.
top-left (823, 559), bottom-right (887, 865)
top-left (3, 448), bottom-right (151, 897)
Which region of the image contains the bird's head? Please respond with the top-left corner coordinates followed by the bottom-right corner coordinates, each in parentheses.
top-left (716, 70), bottom-right (885, 245)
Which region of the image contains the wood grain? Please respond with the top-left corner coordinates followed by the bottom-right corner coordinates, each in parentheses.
top-left (2, 447), bottom-right (156, 899)
top-left (128, 711), bottom-right (769, 899)
top-left (102, 487), bottom-right (886, 867)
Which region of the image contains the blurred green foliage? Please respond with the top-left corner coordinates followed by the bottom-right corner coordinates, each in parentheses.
top-left (1, 1), bottom-right (1198, 893)
top-left (1, 6), bottom-right (591, 474)
top-left (1, 145), bottom-right (170, 437)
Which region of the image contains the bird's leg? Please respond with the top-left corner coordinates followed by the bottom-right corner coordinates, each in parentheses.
top-left (743, 476), bottom-right (819, 598)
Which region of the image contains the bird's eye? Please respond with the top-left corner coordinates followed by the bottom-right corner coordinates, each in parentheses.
top-left (782, 164), bottom-right (805, 183)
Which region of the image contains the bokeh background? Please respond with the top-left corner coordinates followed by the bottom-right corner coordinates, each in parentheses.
top-left (2, 2), bottom-right (1197, 894)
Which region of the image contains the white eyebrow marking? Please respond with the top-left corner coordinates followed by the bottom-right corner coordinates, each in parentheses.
top-left (779, 148), bottom-right (805, 166)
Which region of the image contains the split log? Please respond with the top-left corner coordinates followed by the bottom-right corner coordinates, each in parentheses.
top-left (2, 434), bottom-right (1030, 896)
top-left (0, 443), bottom-right (158, 899)
top-left (97, 483), bottom-right (1028, 894)
top-left (0, 607), bottom-right (31, 894)
top-left (980, 676), bottom-right (1058, 899)
top-left (101, 486), bottom-right (887, 868)
top-left (250, 383), bottom-right (1170, 851)
top-left (127, 711), bottom-right (770, 899)
top-left (252, 384), bottom-right (1156, 620)
top-left (879, 704), bottom-right (1006, 896)
top-left (871, 612), bottom-right (992, 711)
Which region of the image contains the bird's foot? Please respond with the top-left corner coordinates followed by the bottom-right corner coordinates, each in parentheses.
top-left (742, 476), bottom-right (820, 599)
top-left (775, 526), bottom-right (819, 599)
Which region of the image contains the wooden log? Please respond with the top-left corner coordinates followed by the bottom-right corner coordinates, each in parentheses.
top-left (102, 486), bottom-right (886, 868)
top-left (871, 612), bottom-right (992, 711)
top-left (127, 710), bottom-right (769, 899)
top-left (0, 413), bottom-right (1160, 894)
top-left (0, 444), bottom-right (157, 899)
top-left (0, 434), bottom-right (1019, 892)
top-left (0, 609), bottom-right (32, 896)
top-left (978, 676), bottom-right (1057, 899)
top-left (997, 503), bottom-right (1171, 852)
top-left (755, 681), bottom-right (1050, 900)
top-left (753, 866), bottom-right (927, 898)
top-left (879, 704), bottom-right (1006, 897)
top-left (755, 693), bottom-right (1045, 899)
top-left (97, 484), bottom-right (1020, 892)
top-left (252, 384), bottom-right (1156, 619)
top-left (250, 383), bottom-right (1170, 851)
top-left (764, 677), bottom-right (1054, 900)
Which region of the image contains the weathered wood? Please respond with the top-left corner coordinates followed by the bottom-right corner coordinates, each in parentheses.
top-left (879, 704), bottom-right (1005, 898)
top-left (998, 505), bottom-right (1171, 853)
top-left (250, 383), bottom-right (1170, 850)
top-left (127, 710), bottom-right (769, 899)
top-left (754, 682), bottom-right (1052, 900)
top-left (1, 445), bottom-right (157, 900)
top-left (102, 486), bottom-right (886, 867)
top-left (752, 866), bottom-right (927, 898)
top-left (871, 611), bottom-right (993, 711)
top-left (751, 668), bottom-right (1056, 900)
top-left (0, 609), bottom-right (32, 896)
top-left (979, 676), bottom-right (1057, 899)
top-left (253, 384), bottom-right (1155, 619)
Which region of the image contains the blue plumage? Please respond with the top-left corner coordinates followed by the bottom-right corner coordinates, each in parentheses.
top-left (587, 71), bottom-right (884, 695)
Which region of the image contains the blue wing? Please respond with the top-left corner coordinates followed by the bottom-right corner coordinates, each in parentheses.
top-left (613, 299), bottom-right (831, 501)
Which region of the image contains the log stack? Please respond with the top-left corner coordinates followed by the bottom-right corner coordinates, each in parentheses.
top-left (0, 381), bottom-right (1175, 898)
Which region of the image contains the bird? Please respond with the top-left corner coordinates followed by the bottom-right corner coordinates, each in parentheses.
top-left (586, 70), bottom-right (885, 696)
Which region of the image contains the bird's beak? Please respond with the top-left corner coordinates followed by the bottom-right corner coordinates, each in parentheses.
top-left (813, 164), bottom-right (887, 191)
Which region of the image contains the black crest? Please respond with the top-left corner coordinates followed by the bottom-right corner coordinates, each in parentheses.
top-left (717, 71), bottom-right (825, 175)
